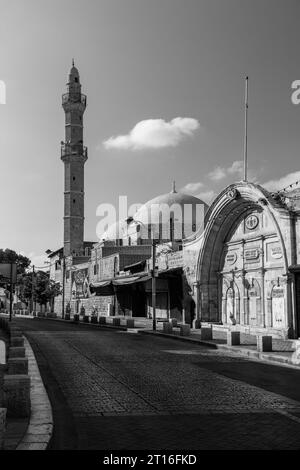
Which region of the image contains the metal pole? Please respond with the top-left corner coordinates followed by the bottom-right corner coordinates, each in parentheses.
top-left (62, 257), bottom-right (65, 319)
top-left (9, 263), bottom-right (13, 322)
top-left (152, 240), bottom-right (156, 331)
top-left (31, 265), bottom-right (35, 316)
top-left (243, 76), bottom-right (249, 182)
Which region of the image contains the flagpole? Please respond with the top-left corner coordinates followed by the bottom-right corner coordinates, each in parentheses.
top-left (243, 76), bottom-right (249, 182)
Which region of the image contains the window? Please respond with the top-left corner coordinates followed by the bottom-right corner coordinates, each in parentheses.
top-left (73, 199), bottom-right (76, 203)
top-left (73, 176), bottom-right (76, 181)
top-left (93, 264), bottom-right (97, 275)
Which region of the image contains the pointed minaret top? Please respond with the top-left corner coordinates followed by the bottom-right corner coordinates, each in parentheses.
top-left (171, 181), bottom-right (177, 193)
top-left (72, 58), bottom-right (75, 67)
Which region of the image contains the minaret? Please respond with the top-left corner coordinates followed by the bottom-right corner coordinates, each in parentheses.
top-left (61, 61), bottom-right (87, 257)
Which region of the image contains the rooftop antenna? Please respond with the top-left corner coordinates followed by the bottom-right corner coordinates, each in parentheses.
top-left (243, 76), bottom-right (249, 182)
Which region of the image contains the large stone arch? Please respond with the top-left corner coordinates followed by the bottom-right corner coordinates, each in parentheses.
top-left (196, 182), bottom-right (289, 327)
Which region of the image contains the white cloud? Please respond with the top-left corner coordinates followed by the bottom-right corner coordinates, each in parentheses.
top-left (181, 182), bottom-right (204, 193)
top-left (207, 160), bottom-right (257, 182)
top-left (208, 166), bottom-right (227, 181)
top-left (263, 171), bottom-right (300, 192)
top-left (196, 190), bottom-right (216, 204)
top-left (103, 117), bottom-right (200, 151)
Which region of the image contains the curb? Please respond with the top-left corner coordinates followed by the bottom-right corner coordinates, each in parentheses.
top-left (16, 337), bottom-right (53, 450)
top-left (139, 330), bottom-right (300, 369)
top-left (32, 316), bottom-right (128, 332)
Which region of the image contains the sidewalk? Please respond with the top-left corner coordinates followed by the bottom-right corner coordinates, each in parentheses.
top-left (139, 328), bottom-right (300, 369)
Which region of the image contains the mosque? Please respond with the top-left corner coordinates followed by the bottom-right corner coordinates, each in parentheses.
top-left (49, 64), bottom-right (300, 340)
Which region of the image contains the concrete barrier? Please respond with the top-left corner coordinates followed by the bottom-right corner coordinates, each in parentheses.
top-left (0, 408), bottom-right (6, 450)
top-left (169, 318), bottom-right (178, 327)
top-left (0, 340), bottom-right (6, 365)
top-left (8, 358), bottom-right (28, 375)
top-left (3, 375), bottom-right (31, 417)
top-left (112, 318), bottom-right (120, 326)
top-left (180, 324), bottom-right (191, 336)
top-left (227, 331), bottom-right (240, 346)
top-left (83, 316), bottom-right (90, 323)
top-left (126, 319), bottom-right (135, 328)
top-left (163, 322), bottom-right (173, 334)
top-left (90, 316), bottom-right (98, 324)
top-left (9, 347), bottom-right (26, 358)
top-left (200, 326), bottom-right (213, 340)
top-left (99, 316), bottom-right (106, 325)
top-left (10, 337), bottom-right (24, 348)
top-left (257, 335), bottom-right (272, 352)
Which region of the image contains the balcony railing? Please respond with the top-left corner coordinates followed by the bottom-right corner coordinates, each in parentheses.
top-left (62, 93), bottom-right (87, 106)
top-left (61, 142), bottom-right (88, 158)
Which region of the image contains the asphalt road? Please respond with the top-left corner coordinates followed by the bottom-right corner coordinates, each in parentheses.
top-left (15, 318), bottom-right (300, 450)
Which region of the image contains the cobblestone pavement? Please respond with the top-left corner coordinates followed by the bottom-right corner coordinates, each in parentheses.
top-left (16, 319), bottom-right (300, 450)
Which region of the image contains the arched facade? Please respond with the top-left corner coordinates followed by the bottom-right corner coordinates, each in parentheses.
top-left (196, 182), bottom-right (297, 339)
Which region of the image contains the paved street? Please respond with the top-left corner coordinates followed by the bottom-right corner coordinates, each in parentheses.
top-left (15, 318), bottom-right (300, 450)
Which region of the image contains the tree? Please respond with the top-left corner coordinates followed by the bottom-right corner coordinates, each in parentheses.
top-left (18, 270), bottom-right (61, 311)
top-left (0, 249), bottom-right (31, 274)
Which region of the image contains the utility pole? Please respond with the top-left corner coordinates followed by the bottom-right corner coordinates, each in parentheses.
top-left (9, 262), bottom-right (13, 322)
top-left (31, 265), bottom-right (35, 316)
top-left (62, 256), bottom-right (65, 319)
top-left (243, 76), bottom-right (249, 182)
top-left (152, 240), bottom-right (157, 331)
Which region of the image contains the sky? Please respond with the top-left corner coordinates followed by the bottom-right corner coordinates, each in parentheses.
top-left (1, 0), bottom-right (300, 266)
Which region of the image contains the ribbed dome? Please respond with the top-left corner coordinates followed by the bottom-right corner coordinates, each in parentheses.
top-left (134, 189), bottom-right (208, 223)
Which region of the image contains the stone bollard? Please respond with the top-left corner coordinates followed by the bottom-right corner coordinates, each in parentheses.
top-left (126, 319), bottom-right (135, 328)
top-left (3, 375), bottom-right (31, 417)
top-left (0, 340), bottom-right (6, 365)
top-left (291, 340), bottom-right (300, 365)
top-left (9, 347), bottom-right (26, 358)
top-left (10, 337), bottom-right (24, 348)
top-left (200, 326), bottom-right (213, 340)
top-left (99, 316), bottom-right (106, 325)
top-left (112, 318), bottom-right (120, 326)
top-left (163, 322), bottom-right (173, 334)
top-left (227, 331), bottom-right (240, 346)
top-left (169, 318), bottom-right (178, 327)
top-left (180, 324), bottom-right (191, 336)
top-left (0, 408), bottom-right (6, 450)
top-left (8, 358), bottom-right (28, 375)
top-left (257, 335), bottom-right (272, 352)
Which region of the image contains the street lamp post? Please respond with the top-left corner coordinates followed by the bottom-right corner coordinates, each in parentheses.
top-left (152, 240), bottom-right (157, 331)
top-left (61, 256), bottom-right (66, 319)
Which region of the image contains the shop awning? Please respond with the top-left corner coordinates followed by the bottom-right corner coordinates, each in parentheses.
top-left (89, 279), bottom-right (114, 295)
top-left (123, 260), bottom-right (147, 273)
top-left (112, 273), bottom-right (151, 286)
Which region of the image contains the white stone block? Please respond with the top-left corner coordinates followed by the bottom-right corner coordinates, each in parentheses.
top-left (0, 340), bottom-right (6, 365)
top-left (257, 335), bottom-right (272, 352)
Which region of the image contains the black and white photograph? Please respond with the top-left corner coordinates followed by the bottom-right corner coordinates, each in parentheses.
top-left (1, 0), bottom-right (300, 459)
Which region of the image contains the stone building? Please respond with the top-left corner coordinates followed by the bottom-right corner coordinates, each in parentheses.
top-left (182, 181), bottom-right (300, 339)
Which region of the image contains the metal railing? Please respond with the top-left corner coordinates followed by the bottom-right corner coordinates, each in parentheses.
top-left (61, 142), bottom-right (88, 158)
top-left (62, 93), bottom-right (87, 106)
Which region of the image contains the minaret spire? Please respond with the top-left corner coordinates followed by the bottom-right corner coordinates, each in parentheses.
top-left (171, 181), bottom-right (177, 193)
top-left (61, 64), bottom-right (87, 257)
top-left (72, 58), bottom-right (75, 67)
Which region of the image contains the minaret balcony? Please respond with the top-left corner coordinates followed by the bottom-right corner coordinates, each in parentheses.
top-left (61, 142), bottom-right (88, 159)
top-left (62, 93), bottom-right (87, 106)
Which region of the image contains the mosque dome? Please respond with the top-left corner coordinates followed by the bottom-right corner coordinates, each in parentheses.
top-left (133, 182), bottom-right (208, 240)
